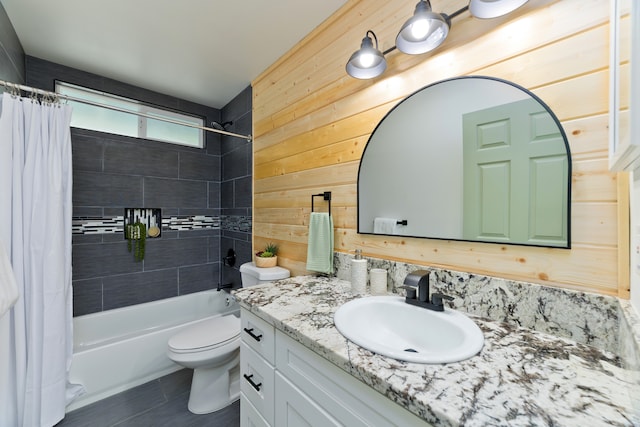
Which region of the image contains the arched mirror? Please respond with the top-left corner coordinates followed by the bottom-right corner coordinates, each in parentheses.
top-left (358, 76), bottom-right (571, 248)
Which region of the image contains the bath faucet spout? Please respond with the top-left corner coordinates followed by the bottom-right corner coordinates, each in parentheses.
top-left (216, 282), bottom-right (234, 292)
top-left (401, 270), bottom-right (454, 312)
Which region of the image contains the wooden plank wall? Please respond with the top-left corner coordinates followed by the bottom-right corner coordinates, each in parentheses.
top-left (252, 0), bottom-right (630, 297)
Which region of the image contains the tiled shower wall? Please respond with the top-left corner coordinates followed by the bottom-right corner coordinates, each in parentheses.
top-left (0, 2), bottom-right (24, 85)
top-left (25, 56), bottom-right (252, 316)
top-left (220, 86), bottom-right (253, 287)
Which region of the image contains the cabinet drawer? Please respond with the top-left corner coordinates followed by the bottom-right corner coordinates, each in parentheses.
top-left (240, 393), bottom-right (270, 427)
top-left (241, 309), bottom-right (275, 364)
top-left (240, 342), bottom-right (275, 426)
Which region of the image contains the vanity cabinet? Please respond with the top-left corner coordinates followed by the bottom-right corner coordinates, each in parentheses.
top-left (240, 309), bottom-right (275, 427)
top-left (240, 308), bottom-right (432, 427)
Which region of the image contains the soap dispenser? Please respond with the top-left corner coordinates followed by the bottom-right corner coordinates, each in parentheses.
top-left (350, 249), bottom-right (367, 294)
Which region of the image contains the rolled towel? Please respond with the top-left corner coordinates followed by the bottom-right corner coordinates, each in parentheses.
top-left (373, 217), bottom-right (398, 234)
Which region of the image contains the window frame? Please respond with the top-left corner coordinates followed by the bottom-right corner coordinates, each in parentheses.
top-left (55, 81), bottom-right (205, 149)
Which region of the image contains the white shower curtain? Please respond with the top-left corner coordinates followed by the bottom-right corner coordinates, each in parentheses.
top-left (0, 92), bottom-right (75, 427)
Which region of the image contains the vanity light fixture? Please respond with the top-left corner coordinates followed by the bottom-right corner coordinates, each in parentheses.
top-left (469, 0), bottom-right (529, 19)
top-left (346, 30), bottom-right (387, 80)
top-left (396, 1), bottom-right (451, 55)
top-left (345, 0), bottom-right (529, 79)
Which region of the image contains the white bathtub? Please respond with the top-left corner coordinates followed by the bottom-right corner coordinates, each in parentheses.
top-left (67, 289), bottom-right (240, 412)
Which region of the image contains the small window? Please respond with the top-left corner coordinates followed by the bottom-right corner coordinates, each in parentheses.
top-left (56, 82), bottom-right (204, 148)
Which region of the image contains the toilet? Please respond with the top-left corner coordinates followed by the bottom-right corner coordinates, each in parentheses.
top-left (167, 262), bottom-right (290, 414)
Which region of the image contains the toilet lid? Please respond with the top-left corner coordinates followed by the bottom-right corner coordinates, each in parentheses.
top-left (168, 314), bottom-right (240, 352)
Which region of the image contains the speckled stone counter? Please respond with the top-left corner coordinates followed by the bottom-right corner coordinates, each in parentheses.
top-left (234, 275), bottom-right (640, 427)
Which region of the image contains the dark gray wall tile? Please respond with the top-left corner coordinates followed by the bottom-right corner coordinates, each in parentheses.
top-left (222, 265), bottom-right (242, 289)
top-left (72, 242), bottom-right (143, 280)
top-left (206, 131), bottom-right (222, 156)
top-left (221, 181), bottom-right (233, 209)
top-left (222, 208), bottom-right (251, 216)
top-left (223, 229), bottom-right (251, 241)
top-left (74, 171), bottom-right (143, 207)
top-left (208, 182), bottom-right (221, 209)
top-left (0, 3), bottom-right (25, 84)
top-left (144, 237), bottom-right (209, 270)
top-left (71, 132), bottom-right (104, 172)
top-left (234, 239), bottom-right (253, 265)
top-left (178, 264), bottom-right (219, 294)
top-left (26, 56), bottom-right (100, 92)
top-left (175, 229), bottom-right (218, 239)
top-left (144, 177), bottom-right (207, 208)
top-left (179, 151), bottom-right (220, 181)
top-left (72, 207), bottom-right (103, 217)
top-left (222, 144), bottom-right (249, 181)
top-left (104, 143), bottom-right (179, 178)
top-left (72, 279), bottom-right (102, 316)
top-left (103, 269), bottom-right (178, 310)
top-left (210, 238), bottom-right (222, 263)
top-left (72, 234), bottom-right (103, 245)
top-left (235, 176), bottom-right (252, 208)
top-left (177, 208), bottom-right (219, 217)
top-left (222, 85), bottom-right (251, 125)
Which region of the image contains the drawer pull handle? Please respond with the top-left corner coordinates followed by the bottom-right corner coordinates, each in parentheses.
top-left (243, 327), bottom-right (263, 342)
top-left (243, 374), bottom-right (262, 392)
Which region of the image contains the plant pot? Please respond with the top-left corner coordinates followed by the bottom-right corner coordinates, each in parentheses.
top-left (255, 255), bottom-right (277, 268)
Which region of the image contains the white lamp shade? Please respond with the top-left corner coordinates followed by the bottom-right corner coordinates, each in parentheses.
top-left (396, 1), bottom-right (450, 55)
top-left (469, 0), bottom-right (529, 19)
top-left (345, 34), bottom-right (387, 79)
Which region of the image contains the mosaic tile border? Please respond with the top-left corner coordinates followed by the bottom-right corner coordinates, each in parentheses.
top-left (221, 215), bottom-right (252, 233)
top-left (72, 215), bottom-right (222, 234)
top-left (72, 214), bottom-right (252, 235)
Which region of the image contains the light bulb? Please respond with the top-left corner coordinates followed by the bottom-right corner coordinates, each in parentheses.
top-left (359, 52), bottom-right (375, 68)
top-left (410, 18), bottom-right (430, 40)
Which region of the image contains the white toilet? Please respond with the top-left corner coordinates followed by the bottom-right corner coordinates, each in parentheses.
top-left (167, 262), bottom-right (290, 414)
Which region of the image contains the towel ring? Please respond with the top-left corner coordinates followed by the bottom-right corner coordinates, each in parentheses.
top-left (311, 192), bottom-right (331, 216)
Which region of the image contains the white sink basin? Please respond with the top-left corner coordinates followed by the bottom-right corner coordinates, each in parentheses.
top-left (334, 296), bottom-right (484, 364)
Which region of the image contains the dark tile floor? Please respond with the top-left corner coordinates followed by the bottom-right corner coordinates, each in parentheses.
top-left (56, 369), bottom-right (240, 427)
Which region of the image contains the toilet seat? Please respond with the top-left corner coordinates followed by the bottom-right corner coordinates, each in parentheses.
top-left (168, 314), bottom-right (240, 354)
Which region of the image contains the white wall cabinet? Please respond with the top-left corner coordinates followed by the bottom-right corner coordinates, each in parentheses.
top-left (240, 308), bottom-right (432, 427)
top-left (609, 0), bottom-right (640, 171)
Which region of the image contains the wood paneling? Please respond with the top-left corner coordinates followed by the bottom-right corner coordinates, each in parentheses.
top-left (252, 0), bottom-right (630, 297)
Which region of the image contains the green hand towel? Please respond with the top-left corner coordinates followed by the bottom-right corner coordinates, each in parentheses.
top-left (306, 212), bottom-right (334, 274)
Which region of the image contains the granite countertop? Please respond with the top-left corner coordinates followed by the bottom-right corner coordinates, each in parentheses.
top-left (234, 275), bottom-right (640, 427)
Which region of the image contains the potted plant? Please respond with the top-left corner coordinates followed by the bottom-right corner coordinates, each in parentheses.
top-left (125, 221), bottom-right (146, 262)
top-left (255, 242), bottom-right (278, 268)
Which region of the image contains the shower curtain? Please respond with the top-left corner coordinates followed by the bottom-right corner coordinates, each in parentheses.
top-left (0, 92), bottom-right (75, 427)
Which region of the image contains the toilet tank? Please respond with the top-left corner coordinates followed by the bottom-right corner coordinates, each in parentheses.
top-left (239, 262), bottom-right (290, 287)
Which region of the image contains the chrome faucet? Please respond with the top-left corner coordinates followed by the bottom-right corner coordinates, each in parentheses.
top-left (401, 270), bottom-right (453, 312)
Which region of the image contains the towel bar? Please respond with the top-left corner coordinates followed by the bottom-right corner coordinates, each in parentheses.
top-left (311, 192), bottom-right (331, 216)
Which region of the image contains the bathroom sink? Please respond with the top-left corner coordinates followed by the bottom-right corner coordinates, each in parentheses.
top-left (334, 296), bottom-right (484, 364)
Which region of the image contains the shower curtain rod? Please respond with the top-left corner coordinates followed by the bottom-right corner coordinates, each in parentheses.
top-left (0, 79), bottom-right (253, 142)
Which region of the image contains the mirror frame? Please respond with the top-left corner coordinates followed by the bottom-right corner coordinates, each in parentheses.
top-left (357, 76), bottom-right (572, 248)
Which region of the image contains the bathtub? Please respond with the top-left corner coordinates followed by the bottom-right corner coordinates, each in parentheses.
top-left (67, 289), bottom-right (239, 412)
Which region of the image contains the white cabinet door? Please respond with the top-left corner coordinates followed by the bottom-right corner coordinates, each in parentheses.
top-left (610, 0), bottom-right (640, 171)
top-left (275, 372), bottom-right (341, 427)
